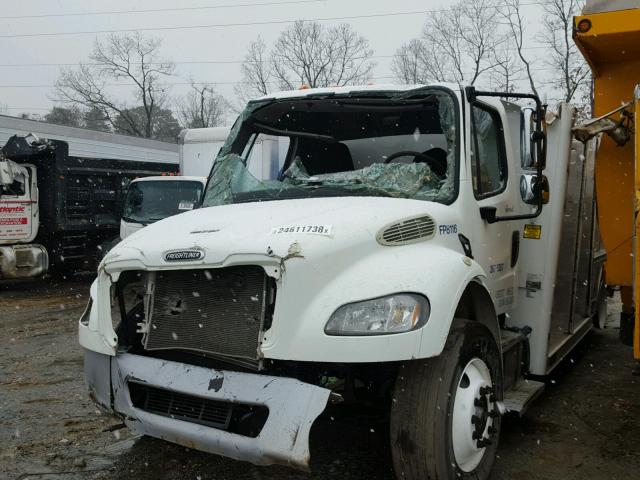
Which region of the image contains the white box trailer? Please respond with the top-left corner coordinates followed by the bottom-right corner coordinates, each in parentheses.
top-left (178, 127), bottom-right (230, 177)
top-left (179, 126), bottom-right (287, 180)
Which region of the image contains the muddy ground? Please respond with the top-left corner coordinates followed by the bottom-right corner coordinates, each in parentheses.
top-left (1, 276), bottom-right (639, 480)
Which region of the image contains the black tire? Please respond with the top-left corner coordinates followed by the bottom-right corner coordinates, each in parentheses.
top-left (390, 319), bottom-right (502, 480)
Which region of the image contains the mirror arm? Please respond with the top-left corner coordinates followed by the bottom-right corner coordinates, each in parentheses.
top-left (465, 86), bottom-right (547, 224)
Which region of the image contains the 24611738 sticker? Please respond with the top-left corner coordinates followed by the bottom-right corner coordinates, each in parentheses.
top-left (270, 224), bottom-right (333, 236)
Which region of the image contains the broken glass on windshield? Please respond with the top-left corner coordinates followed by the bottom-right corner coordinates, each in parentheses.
top-left (202, 88), bottom-right (459, 207)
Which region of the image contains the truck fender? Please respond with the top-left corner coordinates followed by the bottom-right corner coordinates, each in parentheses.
top-left (78, 273), bottom-right (118, 356)
top-left (452, 279), bottom-right (501, 350)
top-left (419, 258), bottom-right (499, 359)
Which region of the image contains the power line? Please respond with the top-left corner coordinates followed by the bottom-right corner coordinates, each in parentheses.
top-left (0, 0), bottom-right (327, 20)
top-left (0, 52), bottom-right (552, 68)
top-left (0, 77), bottom-right (401, 88)
top-left (0, 4), bottom-right (549, 39)
top-left (0, 73), bottom-right (560, 89)
top-left (2, 107), bottom-right (51, 111)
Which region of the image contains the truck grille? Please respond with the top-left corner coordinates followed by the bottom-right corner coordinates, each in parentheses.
top-left (144, 266), bottom-right (268, 362)
top-left (128, 382), bottom-right (232, 429)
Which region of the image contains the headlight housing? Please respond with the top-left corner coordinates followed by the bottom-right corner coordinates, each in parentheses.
top-left (325, 293), bottom-right (429, 336)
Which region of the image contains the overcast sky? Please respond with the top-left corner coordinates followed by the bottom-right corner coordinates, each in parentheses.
top-left (0, 0), bottom-right (548, 118)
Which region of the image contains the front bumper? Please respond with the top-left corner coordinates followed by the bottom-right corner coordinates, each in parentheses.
top-left (0, 244), bottom-right (48, 279)
top-left (84, 350), bottom-right (330, 469)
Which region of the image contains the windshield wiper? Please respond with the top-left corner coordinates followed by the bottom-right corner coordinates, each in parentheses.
top-left (253, 122), bottom-right (336, 142)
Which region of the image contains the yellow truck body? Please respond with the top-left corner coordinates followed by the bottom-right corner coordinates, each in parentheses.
top-left (574, 1), bottom-right (640, 358)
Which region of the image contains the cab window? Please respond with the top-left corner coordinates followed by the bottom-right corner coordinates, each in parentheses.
top-left (470, 104), bottom-right (507, 198)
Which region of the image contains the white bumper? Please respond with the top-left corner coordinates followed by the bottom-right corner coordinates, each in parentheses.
top-left (84, 350), bottom-right (330, 468)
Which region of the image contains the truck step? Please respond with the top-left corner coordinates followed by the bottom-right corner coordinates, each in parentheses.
top-left (503, 379), bottom-right (545, 416)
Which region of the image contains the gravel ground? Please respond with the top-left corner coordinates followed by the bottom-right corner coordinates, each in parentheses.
top-left (1, 277), bottom-right (639, 480)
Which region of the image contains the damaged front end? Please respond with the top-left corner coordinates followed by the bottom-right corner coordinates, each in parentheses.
top-left (84, 350), bottom-right (329, 468)
top-left (80, 265), bottom-right (330, 469)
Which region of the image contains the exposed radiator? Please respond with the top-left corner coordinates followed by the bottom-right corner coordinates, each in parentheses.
top-left (143, 266), bottom-right (268, 362)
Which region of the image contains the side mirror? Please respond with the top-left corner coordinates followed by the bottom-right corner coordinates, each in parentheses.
top-left (520, 109), bottom-right (534, 169)
top-left (520, 174), bottom-right (549, 205)
top-left (521, 109), bottom-right (546, 171)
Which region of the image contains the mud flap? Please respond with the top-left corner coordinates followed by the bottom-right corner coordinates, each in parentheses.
top-left (110, 353), bottom-right (330, 469)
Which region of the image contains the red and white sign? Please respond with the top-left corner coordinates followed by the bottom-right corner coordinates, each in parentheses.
top-left (0, 201), bottom-right (32, 240)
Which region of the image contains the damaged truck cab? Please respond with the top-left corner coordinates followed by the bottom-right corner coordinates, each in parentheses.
top-left (80, 84), bottom-right (603, 479)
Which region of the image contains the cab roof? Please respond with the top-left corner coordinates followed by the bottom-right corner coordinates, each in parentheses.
top-left (254, 83), bottom-right (461, 102)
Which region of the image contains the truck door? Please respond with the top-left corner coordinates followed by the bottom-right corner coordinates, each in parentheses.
top-left (467, 101), bottom-right (518, 313)
top-left (0, 162), bottom-right (38, 244)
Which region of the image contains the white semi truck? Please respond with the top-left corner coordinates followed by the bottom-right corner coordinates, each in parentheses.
top-left (80, 84), bottom-right (606, 479)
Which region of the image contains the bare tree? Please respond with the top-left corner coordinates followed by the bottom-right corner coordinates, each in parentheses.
top-left (489, 48), bottom-right (524, 97)
top-left (538, 0), bottom-right (590, 104)
top-left (177, 82), bottom-right (229, 128)
top-left (498, 0), bottom-right (539, 97)
top-left (54, 33), bottom-right (174, 139)
top-left (234, 37), bottom-right (272, 104)
top-left (238, 21), bottom-right (375, 99)
top-left (271, 21), bottom-right (374, 90)
top-left (391, 36), bottom-right (454, 85)
top-left (392, 0), bottom-right (503, 85)
top-left (392, 39), bottom-right (429, 84)
top-left (430, 0), bottom-right (502, 85)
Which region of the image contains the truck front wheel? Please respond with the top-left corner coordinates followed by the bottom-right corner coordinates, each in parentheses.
top-left (390, 320), bottom-right (502, 480)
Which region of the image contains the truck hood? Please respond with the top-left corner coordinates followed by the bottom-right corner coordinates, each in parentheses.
top-left (103, 196), bottom-right (459, 271)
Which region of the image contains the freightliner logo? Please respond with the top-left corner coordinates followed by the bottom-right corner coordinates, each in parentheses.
top-left (164, 249), bottom-right (204, 261)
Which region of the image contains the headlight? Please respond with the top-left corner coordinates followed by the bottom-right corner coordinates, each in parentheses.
top-left (325, 294), bottom-right (429, 336)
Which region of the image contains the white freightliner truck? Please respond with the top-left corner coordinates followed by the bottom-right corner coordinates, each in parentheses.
top-left (119, 176), bottom-right (207, 240)
top-left (79, 84), bottom-right (606, 479)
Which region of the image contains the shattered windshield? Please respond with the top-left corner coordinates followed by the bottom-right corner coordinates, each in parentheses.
top-left (202, 88), bottom-right (458, 207)
top-left (122, 180), bottom-right (204, 224)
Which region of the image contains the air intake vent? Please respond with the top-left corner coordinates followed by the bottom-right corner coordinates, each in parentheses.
top-left (377, 215), bottom-right (436, 246)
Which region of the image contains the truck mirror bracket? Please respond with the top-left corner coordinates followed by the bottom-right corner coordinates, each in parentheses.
top-left (465, 86), bottom-right (547, 224)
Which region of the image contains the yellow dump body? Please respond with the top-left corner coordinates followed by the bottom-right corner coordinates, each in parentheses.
top-left (574, 3), bottom-right (640, 358)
